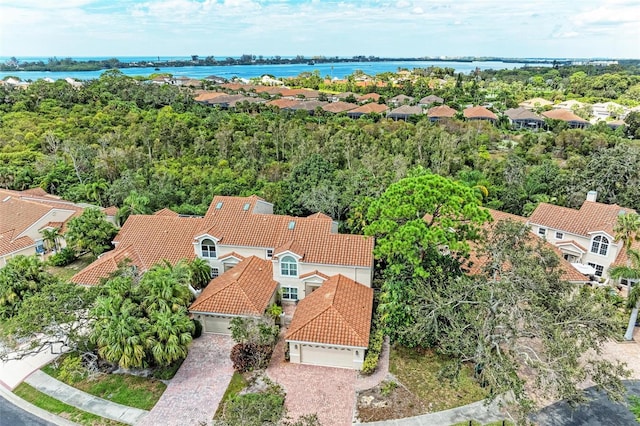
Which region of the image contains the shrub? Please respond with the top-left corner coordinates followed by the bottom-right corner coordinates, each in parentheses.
top-left (230, 316), bottom-right (279, 347)
top-left (361, 327), bottom-right (384, 375)
top-left (230, 343), bottom-right (274, 373)
top-left (220, 382), bottom-right (285, 426)
top-left (47, 247), bottom-right (77, 267)
top-left (57, 353), bottom-right (87, 384)
top-left (152, 358), bottom-right (184, 380)
top-left (191, 319), bottom-right (203, 338)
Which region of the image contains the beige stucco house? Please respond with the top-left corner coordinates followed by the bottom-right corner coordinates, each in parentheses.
top-left (72, 195), bottom-right (375, 370)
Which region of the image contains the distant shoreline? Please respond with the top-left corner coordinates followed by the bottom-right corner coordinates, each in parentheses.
top-left (0, 56), bottom-right (573, 73)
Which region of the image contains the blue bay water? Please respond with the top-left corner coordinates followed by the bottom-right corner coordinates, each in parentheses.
top-left (0, 57), bottom-right (550, 81)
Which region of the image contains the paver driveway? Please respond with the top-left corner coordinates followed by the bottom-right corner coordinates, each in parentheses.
top-left (138, 334), bottom-right (234, 426)
top-left (266, 333), bottom-right (357, 426)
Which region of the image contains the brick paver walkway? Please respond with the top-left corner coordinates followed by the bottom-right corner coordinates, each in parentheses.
top-left (138, 334), bottom-right (234, 426)
top-left (355, 336), bottom-right (390, 392)
top-left (266, 330), bottom-right (357, 426)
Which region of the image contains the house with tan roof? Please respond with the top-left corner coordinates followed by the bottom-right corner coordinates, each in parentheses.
top-left (418, 95), bottom-right (444, 106)
top-left (322, 101), bottom-right (358, 114)
top-left (542, 109), bottom-right (590, 129)
top-left (346, 103), bottom-right (389, 119)
top-left (0, 188), bottom-right (97, 267)
top-left (504, 107), bottom-right (545, 130)
top-left (463, 106), bottom-right (497, 123)
top-left (387, 105), bottom-right (423, 121)
top-left (519, 97), bottom-right (553, 110)
top-left (72, 195), bottom-right (375, 369)
top-left (528, 191), bottom-right (635, 281)
top-left (427, 105), bottom-right (457, 122)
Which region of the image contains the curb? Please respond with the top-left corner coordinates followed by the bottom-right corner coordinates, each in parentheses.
top-left (0, 383), bottom-right (78, 426)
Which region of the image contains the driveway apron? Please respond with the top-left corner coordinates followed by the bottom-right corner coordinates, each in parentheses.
top-left (138, 334), bottom-right (235, 426)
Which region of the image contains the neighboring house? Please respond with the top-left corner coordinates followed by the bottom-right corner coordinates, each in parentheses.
top-left (322, 101), bottom-right (358, 114)
top-left (553, 99), bottom-right (590, 111)
top-left (193, 91), bottom-right (228, 104)
top-left (528, 191), bottom-right (634, 281)
top-left (267, 98), bottom-right (304, 111)
top-left (427, 105), bottom-right (457, 122)
top-left (388, 94), bottom-right (414, 107)
top-left (542, 109), bottom-right (591, 129)
top-left (357, 93), bottom-right (382, 103)
top-left (418, 95), bottom-right (444, 106)
top-left (463, 106), bottom-right (498, 123)
top-left (386, 105), bottom-right (423, 121)
top-left (0, 188), bottom-right (90, 267)
top-left (72, 195), bottom-right (375, 370)
top-left (592, 102), bottom-right (629, 122)
top-left (346, 103), bottom-right (389, 118)
top-left (288, 100), bottom-right (328, 114)
top-left (503, 107), bottom-right (545, 130)
top-left (519, 97), bottom-right (553, 110)
top-left (467, 208), bottom-right (590, 284)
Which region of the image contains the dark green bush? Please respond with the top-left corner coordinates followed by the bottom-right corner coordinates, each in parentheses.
top-left (361, 327), bottom-right (384, 375)
top-left (220, 383), bottom-right (285, 426)
top-left (191, 319), bottom-right (202, 338)
top-left (47, 247), bottom-right (77, 267)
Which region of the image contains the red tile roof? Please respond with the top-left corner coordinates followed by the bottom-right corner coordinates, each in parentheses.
top-left (529, 201), bottom-right (634, 238)
top-left (347, 103), bottom-right (389, 115)
top-left (357, 93), bottom-right (381, 102)
top-left (286, 274), bottom-right (373, 347)
top-left (189, 256), bottom-right (277, 316)
top-left (267, 98), bottom-right (303, 109)
top-left (427, 105), bottom-right (456, 118)
top-left (299, 270), bottom-right (330, 280)
top-left (154, 208), bottom-right (179, 217)
top-left (465, 209), bottom-right (589, 283)
top-left (542, 109), bottom-right (589, 123)
top-left (322, 101), bottom-right (358, 113)
top-left (463, 106), bottom-right (497, 120)
top-left (71, 215), bottom-right (204, 285)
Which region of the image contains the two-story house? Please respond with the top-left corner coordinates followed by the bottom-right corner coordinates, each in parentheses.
top-left (528, 191), bottom-right (635, 281)
top-left (72, 195), bottom-right (374, 370)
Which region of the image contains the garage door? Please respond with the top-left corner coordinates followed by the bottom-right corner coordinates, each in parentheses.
top-left (203, 315), bottom-right (232, 334)
top-left (300, 344), bottom-right (354, 369)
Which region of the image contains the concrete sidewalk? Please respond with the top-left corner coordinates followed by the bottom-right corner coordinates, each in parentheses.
top-left (0, 343), bottom-right (62, 390)
top-left (24, 370), bottom-right (148, 425)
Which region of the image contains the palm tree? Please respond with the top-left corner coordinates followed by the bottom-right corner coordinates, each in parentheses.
top-left (188, 258), bottom-right (213, 291)
top-left (614, 212), bottom-right (640, 299)
top-left (610, 249), bottom-right (640, 341)
top-left (116, 191), bottom-right (150, 226)
top-left (137, 263), bottom-right (192, 314)
top-left (40, 227), bottom-right (61, 253)
top-left (147, 307), bottom-right (194, 366)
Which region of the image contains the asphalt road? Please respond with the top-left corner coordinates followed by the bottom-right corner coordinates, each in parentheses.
top-left (0, 394), bottom-right (53, 426)
top-left (532, 381), bottom-right (640, 426)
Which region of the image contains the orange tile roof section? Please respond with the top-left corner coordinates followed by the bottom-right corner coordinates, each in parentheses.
top-left (322, 101), bottom-right (358, 113)
top-left (286, 274), bottom-right (373, 347)
top-left (542, 109), bottom-right (589, 123)
top-left (529, 201), bottom-right (634, 238)
top-left (347, 103), bottom-right (389, 115)
top-left (463, 106), bottom-right (498, 120)
top-left (465, 209), bottom-right (589, 283)
top-left (427, 105), bottom-right (456, 118)
top-left (267, 98), bottom-right (303, 109)
top-left (189, 256), bottom-right (277, 316)
top-left (357, 93), bottom-right (381, 102)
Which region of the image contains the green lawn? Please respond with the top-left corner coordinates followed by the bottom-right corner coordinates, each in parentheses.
top-left (14, 383), bottom-right (125, 426)
top-left (45, 254), bottom-right (94, 281)
top-left (43, 362), bottom-right (166, 410)
top-left (390, 345), bottom-right (489, 413)
top-left (214, 372), bottom-right (249, 419)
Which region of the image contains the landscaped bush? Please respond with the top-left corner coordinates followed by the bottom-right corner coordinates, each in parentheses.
top-left (47, 247), bottom-right (77, 266)
top-left (152, 358), bottom-right (185, 380)
top-left (230, 343), bottom-right (274, 373)
top-left (219, 382), bottom-right (285, 426)
top-left (191, 319), bottom-right (203, 338)
top-left (362, 327), bottom-right (384, 375)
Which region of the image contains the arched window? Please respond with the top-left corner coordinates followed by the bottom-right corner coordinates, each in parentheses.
top-left (590, 235), bottom-right (609, 256)
top-left (201, 238), bottom-right (217, 258)
top-left (280, 255), bottom-right (298, 277)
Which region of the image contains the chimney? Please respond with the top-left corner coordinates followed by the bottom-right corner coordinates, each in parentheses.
top-left (586, 190), bottom-right (597, 202)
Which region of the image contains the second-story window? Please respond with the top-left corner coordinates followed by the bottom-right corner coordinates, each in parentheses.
top-left (201, 238), bottom-right (217, 258)
top-left (590, 235), bottom-right (609, 256)
top-left (280, 255), bottom-right (298, 277)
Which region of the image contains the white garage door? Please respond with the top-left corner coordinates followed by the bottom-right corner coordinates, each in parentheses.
top-left (203, 315), bottom-right (232, 334)
top-left (300, 344), bottom-right (354, 369)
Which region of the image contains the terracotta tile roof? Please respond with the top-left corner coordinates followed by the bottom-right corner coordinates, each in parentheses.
top-left (154, 208), bottom-right (179, 217)
top-left (102, 206), bottom-right (119, 216)
top-left (0, 194), bottom-right (52, 255)
top-left (322, 101), bottom-right (358, 113)
top-left (612, 239), bottom-right (640, 268)
top-left (199, 196), bottom-right (373, 267)
top-left (285, 274), bottom-right (373, 347)
top-left (427, 105), bottom-right (456, 118)
top-left (463, 106), bottom-right (497, 120)
top-left (357, 93), bottom-right (381, 102)
top-left (529, 201), bottom-right (634, 238)
top-left (556, 240), bottom-right (587, 252)
top-left (279, 88), bottom-right (320, 99)
top-left (542, 109), bottom-right (589, 123)
top-left (253, 86), bottom-right (284, 95)
top-left (194, 91), bottom-right (228, 102)
top-left (387, 105), bottom-right (423, 117)
top-left (267, 98), bottom-right (303, 109)
top-left (274, 240), bottom-right (304, 257)
top-left (72, 215), bottom-right (204, 285)
top-left (299, 270), bottom-right (330, 280)
top-left (465, 209), bottom-right (589, 283)
top-left (347, 103), bottom-right (389, 116)
top-left (18, 187), bottom-right (50, 197)
top-left (0, 230), bottom-right (35, 257)
top-left (189, 256), bottom-right (277, 316)
top-left (289, 100), bottom-right (328, 112)
top-left (39, 221), bottom-right (63, 231)
top-left (504, 107), bottom-right (544, 121)
top-left (219, 83), bottom-right (248, 91)
top-left (219, 251), bottom-right (245, 261)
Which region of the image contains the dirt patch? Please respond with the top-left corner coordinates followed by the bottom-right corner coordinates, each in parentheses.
top-left (355, 380), bottom-right (424, 423)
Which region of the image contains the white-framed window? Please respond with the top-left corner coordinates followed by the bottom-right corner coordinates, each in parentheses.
top-left (280, 255), bottom-right (298, 277)
top-left (538, 227), bottom-right (546, 237)
top-left (266, 249), bottom-right (273, 259)
top-left (555, 231), bottom-right (564, 240)
top-left (588, 262), bottom-right (604, 277)
top-left (590, 235), bottom-right (609, 256)
top-left (282, 287), bottom-right (298, 300)
top-left (201, 238), bottom-right (217, 258)
top-left (210, 267), bottom-right (219, 278)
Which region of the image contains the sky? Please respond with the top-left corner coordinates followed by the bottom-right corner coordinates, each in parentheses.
top-left (0, 0), bottom-right (639, 59)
